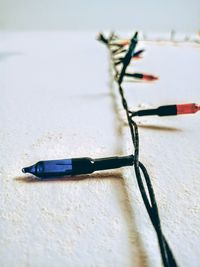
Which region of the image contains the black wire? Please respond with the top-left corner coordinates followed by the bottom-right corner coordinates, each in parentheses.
top-left (98, 33), bottom-right (178, 267)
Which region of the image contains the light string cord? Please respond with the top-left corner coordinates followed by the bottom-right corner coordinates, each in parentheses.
top-left (98, 32), bottom-right (178, 267)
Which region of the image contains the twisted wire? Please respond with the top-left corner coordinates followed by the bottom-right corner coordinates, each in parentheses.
top-left (98, 32), bottom-right (178, 267)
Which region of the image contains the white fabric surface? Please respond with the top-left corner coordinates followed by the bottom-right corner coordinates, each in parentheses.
top-left (0, 32), bottom-right (200, 267)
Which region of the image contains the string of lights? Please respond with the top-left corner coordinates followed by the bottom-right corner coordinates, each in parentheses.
top-left (21, 30), bottom-right (200, 266)
top-left (98, 31), bottom-right (179, 267)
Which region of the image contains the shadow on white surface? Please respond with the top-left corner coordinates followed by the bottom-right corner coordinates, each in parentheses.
top-left (0, 51), bottom-right (23, 61)
top-left (15, 171), bottom-right (124, 183)
top-left (138, 124), bottom-right (183, 132)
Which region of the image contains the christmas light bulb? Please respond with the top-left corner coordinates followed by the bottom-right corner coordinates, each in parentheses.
top-left (131, 103), bottom-right (200, 117)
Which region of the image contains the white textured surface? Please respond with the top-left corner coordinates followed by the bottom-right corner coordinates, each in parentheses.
top-left (0, 32), bottom-right (200, 267)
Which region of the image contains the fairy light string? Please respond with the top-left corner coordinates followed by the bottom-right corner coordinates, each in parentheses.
top-left (98, 32), bottom-right (178, 267)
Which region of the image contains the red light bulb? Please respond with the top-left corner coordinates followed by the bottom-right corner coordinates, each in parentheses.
top-left (142, 74), bottom-right (159, 81)
top-left (176, 103), bottom-right (200, 115)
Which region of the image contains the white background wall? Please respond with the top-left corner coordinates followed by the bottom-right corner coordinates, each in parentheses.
top-left (0, 0), bottom-right (200, 32)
